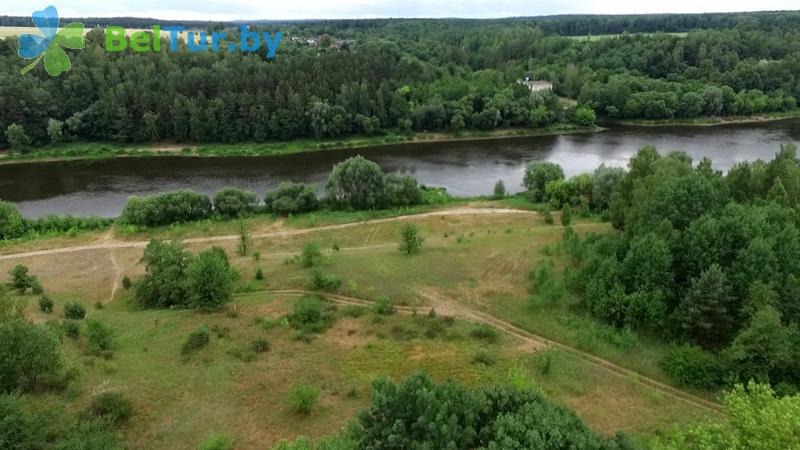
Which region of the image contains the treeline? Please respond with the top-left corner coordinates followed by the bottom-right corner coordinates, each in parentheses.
top-left (0, 201), bottom-right (111, 241)
top-left (530, 144), bottom-right (800, 392)
top-left (3, 12), bottom-right (800, 149)
top-left (120, 155), bottom-right (444, 227)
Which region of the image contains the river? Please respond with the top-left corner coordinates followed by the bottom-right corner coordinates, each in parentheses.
top-left (2, 120), bottom-right (799, 218)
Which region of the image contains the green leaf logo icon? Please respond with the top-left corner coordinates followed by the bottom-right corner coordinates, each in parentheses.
top-left (17, 6), bottom-right (85, 77)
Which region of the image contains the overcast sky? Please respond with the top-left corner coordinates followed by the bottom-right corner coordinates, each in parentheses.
top-left (1, 0), bottom-right (798, 21)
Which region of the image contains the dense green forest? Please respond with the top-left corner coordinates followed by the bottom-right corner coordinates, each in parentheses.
top-left (1, 11), bottom-right (800, 148)
top-left (523, 144), bottom-right (800, 394)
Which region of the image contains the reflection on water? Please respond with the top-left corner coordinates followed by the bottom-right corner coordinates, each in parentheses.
top-left (1, 120), bottom-right (798, 218)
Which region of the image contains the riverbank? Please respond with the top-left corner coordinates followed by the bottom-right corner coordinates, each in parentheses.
top-left (608, 109), bottom-right (800, 127)
top-left (0, 123), bottom-right (596, 166)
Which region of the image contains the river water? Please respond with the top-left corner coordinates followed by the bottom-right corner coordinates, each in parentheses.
top-left (2, 120), bottom-right (799, 218)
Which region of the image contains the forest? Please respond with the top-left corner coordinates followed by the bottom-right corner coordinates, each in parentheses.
top-left (1, 11), bottom-right (800, 148)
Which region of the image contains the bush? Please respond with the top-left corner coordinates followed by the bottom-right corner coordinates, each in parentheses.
top-left (372, 296), bottom-right (395, 315)
top-left (63, 302), bottom-right (86, 320)
top-left (287, 383), bottom-right (320, 415)
top-left (0, 201), bottom-right (25, 240)
top-left (468, 324), bottom-right (501, 343)
top-left (301, 242), bottom-right (322, 268)
top-left (9, 264), bottom-right (33, 293)
top-left (0, 321), bottom-right (63, 392)
top-left (492, 180), bottom-right (506, 199)
top-left (121, 190), bottom-right (212, 227)
top-left (310, 270), bottom-right (342, 291)
top-left (543, 207), bottom-right (554, 224)
top-left (88, 392), bottom-right (133, 425)
top-left (84, 320), bottom-right (115, 353)
top-left (213, 188), bottom-right (258, 218)
top-left (185, 247), bottom-right (236, 309)
top-left (398, 223), bottom-right (424, 254)
top-left (249, 338), bottom-right (270, 354)
top-left (5, 123), bottom-right (31, 151)
top-left (63, 320), bottom-right (80, 339)
top-left (561, 204), bottom-right (573, 227)
top-left (289, 296), bottom-right (334, 334)
top-left (384, 174), bottom-right (423, 207)
top-left (121, 276), bottom-right (132, 290)
top-left (198, 433), bottom-right (232, 450)
top-left (135, 239), bottom-right (189, 309)
top-left (255, 267), bottom-right (264, 280)
top-left (659, 345), bottom-right (725, 390)
top-left (0, 394), bottom-right (48, 449)
top-left (182, 326), bottom-right (211, 354)
top-left (38, 295), bottom-right (54, 313)
top-left (264, 182), bottom-right (319, 215)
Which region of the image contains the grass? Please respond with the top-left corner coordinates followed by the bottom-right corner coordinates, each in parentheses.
top-left (6, 206), bottom-right (720, 448)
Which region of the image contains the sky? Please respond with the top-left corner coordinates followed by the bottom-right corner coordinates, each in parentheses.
top-left (1, 0), bottom-right (799, 21)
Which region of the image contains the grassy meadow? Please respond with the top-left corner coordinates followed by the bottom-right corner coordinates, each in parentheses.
top-left (1, 205), bottom-right (721, 449)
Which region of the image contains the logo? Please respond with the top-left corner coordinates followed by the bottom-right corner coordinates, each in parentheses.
top-left (18, 5), bottom-right (85, 77)
top-left (105, 26), bottom-right (282, 59)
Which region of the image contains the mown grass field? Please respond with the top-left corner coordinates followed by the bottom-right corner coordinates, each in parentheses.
top-left (3, 206), bottom-right (720, 449)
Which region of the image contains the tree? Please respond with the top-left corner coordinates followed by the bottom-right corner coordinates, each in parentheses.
top-left (0, 321), bottom-right (63, 392)
top-left (264, 182), bottom-right (319, 215)
top-left (561, 204), bottom-right (573, 227)
top-left (84, 320), bottom-right (115, 353)
top-left (0, 201), bottom-right (25, 241)
top-left (675, 264), bottom-right (735, 349)
top-left (398, 224), bottom-right (424, 254)
top-left (591, 165), bottom-right (626, 211)
top-left (213, 188), bottom-right (258, 218)
top-left (384, 174), bottom-right (422, 207)
top-left (135, 240), bottom-right (189, 308)
top-left (236, 220), bottom-right (251, 257)
top-left (654, 382), bottom-right (800, 450)
top-left (573, 106), bottom-right (597, 126)
top-left (325, 156), bottom-right (386, 210)
top-left (46, 119), bottom-right (64, 144)
top-left (185, 247), bottom-right (235, 309)
top-left (9, 264), bottom-right (33, 293)
top-left (492, 180), bottom-right (506, 199)
top-left (523, 161), bottom-right (565, 202)
top-left (725, 306), bottom-right (794, 384)
top-left (5, 124), bottom-right (31, 151)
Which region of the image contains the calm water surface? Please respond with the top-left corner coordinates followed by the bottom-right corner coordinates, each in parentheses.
top-left (2, 120), bottom-right (799, 218)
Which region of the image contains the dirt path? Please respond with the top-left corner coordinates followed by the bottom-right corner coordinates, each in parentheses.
top-left (266, 289), bottom-right (725, 415)
top-left (0, 207), bottom-right (536, 262)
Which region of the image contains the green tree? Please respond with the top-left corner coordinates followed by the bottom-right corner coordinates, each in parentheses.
top-left (264, 182), bottom-right (319, 215)
top-left (213, 188), bottom-right (258, 218)
top-left (398, 223), bottom-right (424, 254)
top-left (46, 119), bottom-right (64, 144)
top-left (725, 306), bottom-right (794, 384)
top-left (675, 264), bottom-right (735, 349)
top-left (523, 161), bottom-right (565, 202)
top-left (492, 180), bottom-right (506, 199)
top-left (135, 240), bottom-right (189, 308)
top-left (185, 247), bottom-right (235, 309)
top-left (0, 321), bottom-right (63, 392)
top-left (0, 201), bottom-right (25, 241)
top-left (654, 382), bottom-right (800, 450)
top-left (84, 320), bottom-right (115, 353)
top-left (573, 105), bottom-right (597, 126)
top-left (560, 204), bottom-right (573, 227)
top-left (325, 156), bottom-right (386, 210)
top-left (5, 124), bottom-right (31, 151)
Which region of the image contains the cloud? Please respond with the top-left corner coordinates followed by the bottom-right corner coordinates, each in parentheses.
top-left (1, 0), bottom-right (797, 20)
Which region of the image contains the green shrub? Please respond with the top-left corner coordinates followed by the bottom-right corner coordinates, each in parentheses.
top-left (213, 188), bottom-right (258, 218)
top-left (88, 392), bottom-right (133, 425)
top-left (372, 296), bottom-right (395, 315)
top-left (38, 295), bottom-right (54, 313)
top-left (0, 201), bottom-right (25, 240)
top-left (398, 223), bottom-right (424, 254)
top-left (468, 324), bottom-right (501, 343)
top-left (249, 338), bottom-right (270, 354)
top-left (659, 345), bottom-right (725, 389)
top-left (185, 247), bottom-right (236, 309)
top-left (198, 433), bottom-right (232, 450)
top-left (264, 182), bottom-right (319, 215)
top-left (289, 296), bottom-right (334, 334)
top-left (255, 267), bottom-right (265, 280)
top-left (121, 276), bottom-right (132, 290)
top-left (0, 394), bottom-right (48, 449)
top-left (310, 270), bottom-right (342, 291)
top-left (0, 321), bottom-right (63, 392)
top-left (182, 326), bottom-right (211, 355)
top-left (340, 305), bottom-right (366, 318)
top-left (84, 320), bottom-right (115, 353)
top-left (9, 264), bottom-right (32, 293)
top-left (121, 190), bottom-right (212, 227)
top-left (63, 320), bottom-right (80, 338)
top-left (287, 383), bottom-right (320, 415)
top-left (561, 204), bottom-right (573, 227)
top-left (63, 302), bottom-right (86, 320)
top-left (543, 208), bottom-right (554, 224)
top-left (492, 180), bottom-right (506, 199)
top-left (301, 242), bottom-right (322, 268)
